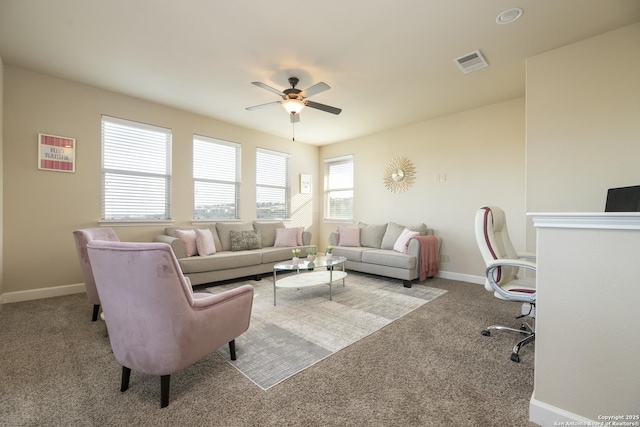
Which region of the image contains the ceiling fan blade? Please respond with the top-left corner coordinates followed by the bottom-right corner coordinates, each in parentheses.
top-left (251, 81), bottom-right (284, 96)
top-left (245, 101), bottom-right (281, 111)
top-left (305, 100), bottom-right (342, 115)
top-left (290, 113), bottom-right (300, 123)
top-left (302, 82), bottom-right (330, 98)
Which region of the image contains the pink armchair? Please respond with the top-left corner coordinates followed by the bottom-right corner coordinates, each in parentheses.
top-left (86, 240), bottom-right (254, 408)
top-left (73, 228), bottom-right (120, 321)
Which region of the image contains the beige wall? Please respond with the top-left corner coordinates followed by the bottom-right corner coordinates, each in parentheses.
top-left (526, 23), bottom-right (640, 424)
top-left (0, 55), bottom-right (4, 298)
top-left (320, 98), bottom-right (526, 281)
top-left (525, 22), bottom-right (640, 250)
top-left (2, 66), bottom-right (319, 295)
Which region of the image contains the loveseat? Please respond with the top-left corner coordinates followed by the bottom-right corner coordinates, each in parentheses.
top-left (328, 222), bottom-right (441, 287)
top-left (154, 222), bottom-right (314, 286)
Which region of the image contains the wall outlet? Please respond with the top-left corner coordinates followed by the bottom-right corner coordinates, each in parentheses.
top-left (440, 254), bottom-right (451, 262)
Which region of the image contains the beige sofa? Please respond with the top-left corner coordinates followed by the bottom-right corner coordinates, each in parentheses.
top-left (154, 221), bottom-right (313, 286)
top-left (329, 222), bottom-right (441, 287)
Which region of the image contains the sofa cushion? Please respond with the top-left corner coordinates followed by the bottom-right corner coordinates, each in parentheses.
top-left (331, 246), bottom-right (372, 262)
top-left (178, 251), bottom-right (262, 274)
top-left (175, 229), bottom-right (198, 257)
top-left (294, 227), bottom-right (305, 246)
top-left (393, 228), bottom-right (420, 254)
top-left (358, 222), bottom-right (387, 248)
top-left (338, 226), bottom-right (361, 247)
top-left (216, 222), bottom-right (254, 252)
top-left (195, 228), bottom-right (216, 256)
top-left (380, 222), bottom-right (406, 250)
top-left (260, 247), bottom-right (301, 264)
top-left (274, 227), bottom-right (298, 247)
top-left (253, 221), bottom-right (285, 247)
top-left (362, 249), bottom-right (417, 270)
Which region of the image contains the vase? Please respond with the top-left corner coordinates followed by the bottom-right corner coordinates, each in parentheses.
top-left (326, 253), bottom-right (333, 260)
top-left (292, 257), bottom-right (300, 264)
top-left (307, 254), bottom-right (316, 262)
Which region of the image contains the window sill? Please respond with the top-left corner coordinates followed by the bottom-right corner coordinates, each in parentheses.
top-left (99, 220), bottom-right (174, 227)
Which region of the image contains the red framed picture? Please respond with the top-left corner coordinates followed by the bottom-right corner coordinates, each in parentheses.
top-left (38, 133), bottom-right (76, 173)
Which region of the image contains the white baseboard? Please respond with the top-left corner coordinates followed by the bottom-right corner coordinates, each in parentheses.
top-left (529, 393), bottom-right (596, 426)
top-left (436, 270), bottom-right (485, 285)
top-left (0, 283), bottom-right (86, 304)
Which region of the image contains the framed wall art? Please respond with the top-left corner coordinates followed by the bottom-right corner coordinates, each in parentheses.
top-left (300, 174), bottom-right (312, 194)
top-left (38, 133), bottom-right (76, 173)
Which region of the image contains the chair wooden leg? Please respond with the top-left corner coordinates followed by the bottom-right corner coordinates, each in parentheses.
top-left (229, 339), bottom-right (237, 360)
top-left (160, 375), bottom-right (170, 408)
top-left (92, 304), bottom-right (100, 321)
top-left (120, 366), bottom-right (131, 392)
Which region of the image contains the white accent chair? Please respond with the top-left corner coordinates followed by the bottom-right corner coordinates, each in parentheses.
top-left (474, 206), bottom-right (536, 363)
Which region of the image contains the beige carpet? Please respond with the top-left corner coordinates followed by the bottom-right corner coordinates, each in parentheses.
top-left (0, 274), bottom-right (537, 426)
top-left (208, 272), bottom-right (447, 389)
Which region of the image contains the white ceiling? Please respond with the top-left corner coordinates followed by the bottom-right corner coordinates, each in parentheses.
top-left (1, 1), bottom-right (640, 145)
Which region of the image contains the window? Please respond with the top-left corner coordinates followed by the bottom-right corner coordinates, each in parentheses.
top-left (256, 148), bottom-right (290, 220)
top-left (101, 116), bottom-right (172, 221)
top-left (193, 135), bottom-right (241, 220)
top-left (324, 155), bottom-right (354, 220)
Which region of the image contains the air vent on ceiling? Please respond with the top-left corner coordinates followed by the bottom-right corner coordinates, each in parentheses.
top-left (454, 50), bottom-right (488, 74)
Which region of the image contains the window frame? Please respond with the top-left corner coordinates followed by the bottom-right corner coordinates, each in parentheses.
top-left (101, 115), bottom-right (172, 223)
top-left (192, 135), bottom-right (241, 221)
top-left (256, 147), bottom-right (291, 220)
top-left (324, 155), bottom-right (354, 221)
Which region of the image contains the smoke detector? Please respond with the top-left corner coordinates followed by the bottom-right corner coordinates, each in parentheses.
top-left (454, 50), bottom-right (488, 74)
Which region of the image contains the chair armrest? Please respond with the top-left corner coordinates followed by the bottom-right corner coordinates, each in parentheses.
top-left (191, 285), bottom-right (254, 310)
top-left (486, 259), bottom-right (536, 303)
top-left (517, 252), bottom-right (536, 260)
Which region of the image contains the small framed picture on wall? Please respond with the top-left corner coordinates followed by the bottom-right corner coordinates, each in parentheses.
top-left (300, 174), bottom-right (312, 194)
top-left (38, 133), bottom-right (76, 173)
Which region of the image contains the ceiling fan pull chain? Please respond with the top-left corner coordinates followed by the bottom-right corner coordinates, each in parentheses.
top-left (292, 120), bottom-right (295, 142)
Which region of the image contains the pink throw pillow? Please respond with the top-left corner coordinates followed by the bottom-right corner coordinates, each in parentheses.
top-left (338, 226), bottom-right (360, 247)
top-left (195, 229), bottom-right (216, 256)
top-left (393, 228), bottom-right (420, 254)
top-left (274, 228), bottom-right (299, 247)
top-left (176, 229), bottom-right (198, 257)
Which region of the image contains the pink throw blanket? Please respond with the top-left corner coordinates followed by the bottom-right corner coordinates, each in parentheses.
top-left (413, 235), bottom-right (439, 281)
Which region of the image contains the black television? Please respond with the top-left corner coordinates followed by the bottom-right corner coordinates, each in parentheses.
top-left (605, 185), bottom-right (640, 212)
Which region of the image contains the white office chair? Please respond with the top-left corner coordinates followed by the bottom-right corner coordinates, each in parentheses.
top-left (474, 206), bottom-right (536, 362)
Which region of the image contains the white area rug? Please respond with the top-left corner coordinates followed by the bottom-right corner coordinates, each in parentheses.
top-left (207, 271), bottom-right (447, 390)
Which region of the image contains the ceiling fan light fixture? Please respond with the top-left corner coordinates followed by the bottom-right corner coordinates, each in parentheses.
top-left (282, 99), bottom-right (305, 114)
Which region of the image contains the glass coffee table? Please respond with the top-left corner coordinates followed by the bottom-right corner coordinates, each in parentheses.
top-left (272, 256), bottom-right (347, 306)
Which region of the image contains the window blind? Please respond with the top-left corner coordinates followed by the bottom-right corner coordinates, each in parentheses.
top-left (324, 155), bottom-right (354, 220)
top-left (256, 148), bottom-right (290, 220)
top-left (101, 116), bottom-right (172, 221)
top-left (193, 135), bottom-right (241, 220)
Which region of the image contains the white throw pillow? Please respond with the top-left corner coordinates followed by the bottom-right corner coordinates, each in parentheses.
top-left (195, 228), bottom-right (216, 256)
top-left (274, 227), bottom-right (299, 247)
top-left (176, 229), bottom-right (198, 257)
top-left (393, 228), bottom-right (420, 254)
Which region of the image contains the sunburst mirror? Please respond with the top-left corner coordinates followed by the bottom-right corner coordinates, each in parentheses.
top-left (383, 157), bottom-right (416, 193)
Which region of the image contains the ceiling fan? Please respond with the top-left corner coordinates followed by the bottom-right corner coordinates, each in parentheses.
top-left (246, 77), bottom-right (342, 123)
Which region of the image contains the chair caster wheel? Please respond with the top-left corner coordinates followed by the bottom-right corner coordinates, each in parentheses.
top-left (510, 353), bottom-right (520, 363)
top-left (481, 330), bottom-right (491, 336)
